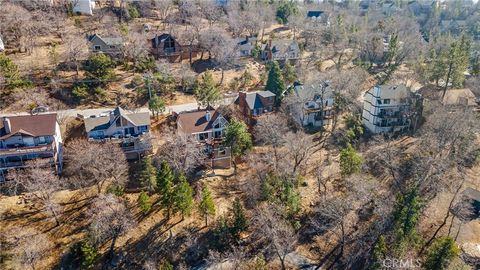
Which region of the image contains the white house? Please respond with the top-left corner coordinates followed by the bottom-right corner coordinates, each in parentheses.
top-left (0, 36), bottom-right (4, 52)
top-left (362, 85), bottom-right (423, 134)
top-left (71, 0), bottom-right (95, 16)
top-left (0, 114), bottom-right (63, 181)
top-left (293, 82), bottom-right (335, 128)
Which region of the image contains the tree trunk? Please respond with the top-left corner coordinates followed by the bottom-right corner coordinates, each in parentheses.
top-left (189, 44), bottom-right (193, 65)
top-left (442, 62), bottom-right (453, 100)
top-left (109, 235), bottom-right (118, 261)
top-left (220, 68), bottom-right (225, 85)
top-left (278, 253), bottom-right (287, 270)
top-left (205, 215), bottom-right (208, 227)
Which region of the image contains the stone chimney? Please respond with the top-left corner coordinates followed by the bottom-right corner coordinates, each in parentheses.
top-left (3, 117), bottom-right (11, 134)
top-left (205, 111), bottom-right (211, 121)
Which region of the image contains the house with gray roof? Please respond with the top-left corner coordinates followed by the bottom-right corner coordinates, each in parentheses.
top-left (235, 91), bottom-right (276, 125)
top-left (292, 81), bottom-right (336, 128)
top-left (236, 36), bottom-right (257, 58)
top-left (261, 40), bottom-right (300, 62)
top-left (88, 34), bottom-right (123, 57)
top-left (83, 107), bottom-right (152, 159)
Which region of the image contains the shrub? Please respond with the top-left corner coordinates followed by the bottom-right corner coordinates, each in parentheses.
top-left (72, 84), bottom-right (89, 100)
top-left (137, 191), bottom-right (152, 214)
top-left (106, 183), bottom-right (125, 197)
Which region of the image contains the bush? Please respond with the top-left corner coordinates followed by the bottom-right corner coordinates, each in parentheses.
top-left (70, 239), bottom-right (97, 269)
top-left (106, 183), bottom-right (125, 196)
top-left (72, 84), bottom-right (89, 100)
top-left (130, 75), bottom-right (144, 88)
top-left (137, 191), bottom-right (152, 214)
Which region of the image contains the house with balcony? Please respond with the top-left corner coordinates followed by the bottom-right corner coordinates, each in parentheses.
top-left (176, 109), bottom-right (231, 169)
top-left (0, 114), bottom-right (63, 181)
top-left (293, 82), bottom-right (335, 128)
top-left (150, 33), bottom-right (192, 62)
top-left (82, 107), bottom-right (152, 159)
top-left (235, 91), bottom-right (276, 125)
top-left (362, 85), bottom-right (423, 134)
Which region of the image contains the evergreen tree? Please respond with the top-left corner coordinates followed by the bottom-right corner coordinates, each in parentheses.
top-left (148, 94), bottom-right (165, 119)
top-left (224, 119), bottom-right (253, 173)
top-left (0, 53), bottom-right (32, 90)
top-left (265, 61), bottom-right (286, 103)
top-left (393, 188), bottom-right (422, 254)
top-left (156, 161), bottom-right (175, 219)
top-left (198, 186), bottom-right (216, 227)
top-left (283, 61), bottom-right (297, 85)
top-left (370, 235), bottom-right (387, 269)
top-left (472, 55), bottom-right (480, 76)
top-left (282, 184), bottom-right (301, 218)
top-left (85, 53), bottom-right (115, 86)
top-left (194, 71), bottom-right (221, 107)
top-left (79, 239), bottom-right (97, 269)
top-left (139, 156), bottom-right (157, 193)
top-left (424, 237), bottom-right (460, 270)
top-left (173, 174), bottom-right (193, 220)
top-left (276, 1), bottom-right (298, 24)
top-left (137, 191), bottom-right (152, 214)
top-left (212, 216), bottom-right (231, 249)
top-left (339, 143), bottom-right (362, 177)
top-left (229, 198), bottom-right (247, 240)
top-left (442, 35), bottom-right (470, 98)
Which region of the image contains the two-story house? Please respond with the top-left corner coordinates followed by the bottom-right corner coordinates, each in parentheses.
top-left (235, 91), bottom-right (276, 125)
top-left (176, 109), bottom-right (231, 169)
top-left (261, 40), bottom-right (300, 62)
top-left (236, 36), bottom-right (257, 58)
top-left (151, 33), bottom-right (189, 62)
top-left (83, 107), bottom-right (152, 159)
top-left (0, 114), bottom-right (63, 181)
top-left (87, 34), bottom-right (123, 57)
top-left (362, 85), bottom-right (423, 134)
top-left (293, 82), bottom-right (335, 128)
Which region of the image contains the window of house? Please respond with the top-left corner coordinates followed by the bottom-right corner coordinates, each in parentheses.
top-left (109, 45), bottom-right (116, 49)
top-left (138, 125), bottom-right (148, 133)
top-left (94, 45), bottom-right (101, 50)
top-left (214, 122), bottom-right (220, 129)
top-left (198, 133), bottom-right (207, 141)
top-left (377, 99), bottom-right (382, 105)
top-left (38, 136), bottom-right (46, 144)
top-left (116, 118), bottom-right (122, 127)
top-left (214, 130), bottom-right (222, 139)
top-left (383, 99), bottom-right (391, 104)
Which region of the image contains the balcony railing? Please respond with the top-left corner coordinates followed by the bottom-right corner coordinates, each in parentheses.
top-left (0, 142), bottom-right (55, 156)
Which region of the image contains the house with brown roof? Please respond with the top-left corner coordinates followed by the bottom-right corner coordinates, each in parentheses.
top-left (82, 107), bottom-right (152, 159)
top-left (0, 114), bottom-right (63, 181)
top-left (176, 109), bottom-right (231, 169)
top-left (441, 89), bottom-right (478, 107)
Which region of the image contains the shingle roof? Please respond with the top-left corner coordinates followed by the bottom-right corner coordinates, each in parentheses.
top-left (88, 34), bottom-right (122, 46)
top-left (177, 109), bottom-right (222, 134)
top-left (0, 114), bottom-right (57, 140)
top-left (270, 40), bottom-right (299, 54)
top-left (238, 91), bottom-right (276, 110)
top-left (442, 88), bottom-right (477, 106)
top-left (83, 107), bottom-right (150, 132)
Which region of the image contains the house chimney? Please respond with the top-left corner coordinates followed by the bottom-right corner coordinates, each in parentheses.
top-left (3, 117), bottom-right (11, 134)
top-left (205, 111), bottom-right (211, 121)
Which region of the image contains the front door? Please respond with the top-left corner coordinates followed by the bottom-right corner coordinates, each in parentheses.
top-left (124, 127), bottom-right (135, 136)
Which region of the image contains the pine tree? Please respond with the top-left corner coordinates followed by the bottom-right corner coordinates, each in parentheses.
top-left (194, 71), bottom-right (220, 108)
top-left (156, 161), bottom-right (175, 219)
top-left (283, 61), bottom-right (297, 85)
top-left (424, 237), bottom-right (459, 270)
top-left (148, 95), bottom-right (165, 119)
top-left (265, 61), bottom-right (286, 103)
top-left (339, 143), bottom-right (362, 177)
top-left (137, 191), bottom-right (152, 214)
top-left (85, 53), bottom-right (115, 86)
top-left (393, 188), bottom-right (421, 254)
top-left (370, 235), bottom-right (387, 269)
top-left (173, 174), bottom-right (193, 220)
top-left (139, 156), bottom-right (157, 193)
top-left (198, 186), bottom-right (216, 227)
top-left (224, 119), bottom-right (253, 173)
top-left (229, 198), bottom-right (247, 240)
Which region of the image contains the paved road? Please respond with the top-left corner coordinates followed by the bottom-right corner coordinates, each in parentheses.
top-left (0, 96), bottom-right (237, 118)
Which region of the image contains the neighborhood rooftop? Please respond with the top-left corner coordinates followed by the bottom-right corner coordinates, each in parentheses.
top-left (84, 107), bottom-right (150, 133)
top-left (0, 114), bottom-right (58, 140)
top-left (241, 91), bottom-right (275, 110)
top-left (177, 109), bottom-right (222, 134)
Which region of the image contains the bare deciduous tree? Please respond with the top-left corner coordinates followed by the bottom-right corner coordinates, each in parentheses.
top-left (88, 194), bottom-right (135, 260)
top-left (64, 140), bottom-right (128, 194)
top-left (281, 131), bottom-right (314, 175)
top-left (253, 204), bottom-right (297, 270)
top-left (2, 227), bottom-right (53, 270)
top-left (62, 32), bottom-right (89, 76)
top-left (254, 114), bottom-right (288, 170)
top-left (8, 160), bottom-right (64, 226)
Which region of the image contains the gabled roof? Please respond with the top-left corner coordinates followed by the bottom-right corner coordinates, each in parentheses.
top-left (88, 34), bottom-right (123, 46)
top-left (0, 114), bottom-right (58, 140)
top-left (269, 40), bottom-right (300, 54)
top-left (237, 91), bottom-right (276, 110)
top-left (442, 88), bottom-right (477, 106)
top-left (307, 11), bottom-right (324, 18)
top-left (83, 107), bottom-right (150, 133)
top-left (177, 109), bottom-right (224, 134)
